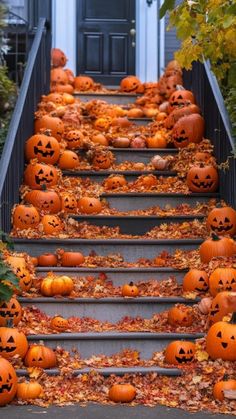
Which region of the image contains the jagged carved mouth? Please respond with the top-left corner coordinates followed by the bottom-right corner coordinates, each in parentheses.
top-left (0, 311), bottom-right (19, 318)
top-left (0, 346), bottom-right (17, 353)
top-left (34, 147), bottom-right (54, 157)
top-left (35, 176), bottom-right (52, 185)
top-left (210, 224), bottom-right (233, 232)
top-left (174, 136), bottom-right (188, 143)
top-left (191, 180), bottom-right (214, 189)
top-left (0, 384), bottom-right (13, 393)
top-left (175, 356), bottom-right (193, 363)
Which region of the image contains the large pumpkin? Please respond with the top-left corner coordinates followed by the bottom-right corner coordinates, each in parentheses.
top-left (164, 340), bottom-right (195, 365)
top-left (6, 256), bottom-right (32, 292)
top-left (208, 292), bottom-right (236, 324)
top-left (182, 269), bottom-right (209, 293)
top-left (12, 204), bottom-right (40, 230)
top-left (206, 206), bottom-right (236, 237)
top-left (187, 164), bottom-right (219, 193)
top-left (24, 162), bottom-right (59, 190)
top-left (40, 275), bottom-right (74, 296)
top-left (17, 381), bottom-right (43, 400)
top-left (168, 89), bottom-right (195, 113)
top-left (24, 187), bottom-right (61, 214)
top-left (0, 357), bottom-right (18, 406)
top-left (34, 115), bottom-right (64, 141)
top-left (0, 326), bottom-right (28, 360)
top-left (172, 114), bottom-right (205, 148)
top-left (74, 76), bottom-right (94, 91)
top-left (77, 197), bottom-right (102, 214)
top-left (164, 104), bottom-right (200, 129)
top-left (199, 235), bottom-right (235, 263)
top-left (0, 298), bottom-right (22, 327)
top-left (50, 68), bottom-right (68, 85)
top-left (24, 344), bottom-right (57, 368)
top-left (120, 76), bottom-right (142, 92)
top-left (25, 133), bottom-right (60, 164)
top-left (206, 312), bottom-right (236, 361)
top-left (209, 268), bottom-right (236, 296)
top-left (108, 384), bottom-right (136, 403)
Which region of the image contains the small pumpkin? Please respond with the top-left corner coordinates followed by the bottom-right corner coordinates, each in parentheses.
top-left (137, 174), bottom-right (158, 188)
top-left (111, 137), bottom-right (130, 148)
top-left (121, 282), bottom-right (139, 297)
top-left (127, 108), bottom-right (144, 118)
top-left (41, 214), bottom-right (63, 235)
top-left (109, 383), bottom-right (136, 403)
top-left (74, 76), bottom-right (94, 91)
top-left (24, 344), bottom-right (57, 368)
top-left (0, 298), bottom-right (22, 327)
top-left (51, 48), bottom-right (67, 68)
top-left (24, 187), bottom-right (61, 214)
top-left (172, 114), bottom-right (205, 148)
top-left (12, 204), bottom-right (40, 230)
top-left (58, 150), bottom-right (80, 170)
top-left (104, 175), bottom-right (127, 190)
top-left (34, 115), bottom-right (64, 141)
top-left (50, 316), bottom-right (68, 332)
top-left (65, 130), bottom-right (84, 149)
top-left (92, 134), bottom-right (109, 147)
top-left (61, 193), bottom-right (78, 213)
top-left (213, 376), bottom-right (236, 401)
top-left (164, 340), bottom-right (195, 365)
top-left (151, 155), bottom-right (168, 170)
top-left (120, 76), bottom-right (142, 92)
top-left (167, 305), bottom-right (194, 327)
top-left (168, 89), bottom-right (195, 113)
top-left (17, 381), bottom-right (43, 400)
top-left (78, 197), bottom-right (102, 214)
top-left (24, 162), bottom-right (59, 190)
top-left (94, 117), bottom-right (111, 131)
top-left (61, 251), bottom-right (85, 267)
top-left (209, 268), bottom-right (236, 296)
top-left (40, 275), bottom-right (74, 296)
top-left (92, 151), bottom-right (113, 169)
top-left (187, 164), bottom-right (219, 193)
top-left (37, 253), bottom-right (58, 267)
top-left (206, 206), bottom-right (236, 237)
top-left (199, 234), bottom-right (235, 263)
top-left (0, 326), bottom-right (28, 360)
top-left (206, 312), bottom-right (236, 361)
top-left (50, 68), bottom-right (68, 85)
top-left (146, 133), bottom-right (167, 148)
top-left (0, 357), bottom-right (18, 406)
top-left (182, 269), bottom-right (209, 293)
top-left (31, 257), bottom-right (38, 266)
top-left (130, 137), bottom-right (146, 148)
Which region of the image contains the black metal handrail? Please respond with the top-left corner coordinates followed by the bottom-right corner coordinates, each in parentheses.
top-left (0, 18), bottom-right (51, 233)
top-left (183, 61), bottom-right (236, 208)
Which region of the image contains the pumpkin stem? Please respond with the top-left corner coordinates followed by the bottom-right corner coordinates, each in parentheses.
top-left (129, 281), bottom-right (134, 286)
top-left (230, 312), bottom-right (236, 324)
top-left (223, 374), bottom-right (229, 381)
top-left (176, 85), bottom-right (185, 91)
top-left (211, 233), bottom-right (220, 241)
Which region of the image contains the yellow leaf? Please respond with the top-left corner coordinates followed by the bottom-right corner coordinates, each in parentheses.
top-left (192, 375), bottom-right (202, 384)
top-left (196, 350), bottom-right (209, 362)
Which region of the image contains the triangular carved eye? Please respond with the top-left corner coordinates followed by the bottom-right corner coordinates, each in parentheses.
top-left (46, 142), bottom-right (52, 149)
top-left (225, 217), bottom-right (230, 222)
top-left (213, 218), bottom-right (217, 222)
top-left (217, 331), bottom-right (222, 338)
top-left (38, 169), bottom-right (44, 174)
top-left (206, 175), bottom-right (211, 179)
top-left (179, 348), bottom-right (185, 354)
top-left (194, 175), bottom-right (199, 179)
top-left (38, 140), bottom-right (42, 146)
top-left (231, 335), bottom-right (235, 340)
top-left (7, 336), bottom-right (14, 343)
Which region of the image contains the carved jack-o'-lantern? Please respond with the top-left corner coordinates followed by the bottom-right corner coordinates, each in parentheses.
top-left (209, 268), bottom-right (236, 297)
top-left (50, 68), bottom-right (68, 85)
top-left (187, 164), bottom-right (219, 193)
top-left (65, 130), bottom-right (84, 149)
top-left (24, 162), bottom-right (59, 190)
top-left (168, 89), bottom-right (195, 113)
top-left (164, 104), bottom-right (200, 129)
top-left (172, 114), bottom-right (205, 148)
top-left (104, 175), bottom-right (127, 190)
top-left (167, 305), bottom-right (194, 327)
top-left (34, 115), bottom-right (64, 141)
top-left (0, 358), bottom-right (18, 406)
top-left (0, 326), bottom-right (28, 360)
top-left (24, 187), bottom-right (61, 214)
top-left (74, 76), bottom-right (94, 91)
top-left (51, 48), bottom-right (68, 68)
top-left (25, 133), bottom-right (60, 165)
top-left (120, 76), bottom-right (142, 92)
top-left (164, 340), bottom-right (195, 365)
top-left (41, 215), bottom-right (63, 235)
top-left (24, 344), bottom-right (57, 368)
top-left (6, 256), bottom-right (32, 292)
top-left (0, 298), bottom-right (22, 327)
top-left (78, 197), bottom-right (102, 214)
top-left (163, 74), bottom-right (183, 98)
top-left (12, 205), bottom-right (40, 230)
top-left (206, 312), bottom-right (236, 361)
top-left (94, 117), bottom-right (111, 132)
top-left (61, 193), bottom-right (77, 213)
top-left (50, 316), bottom-right (68, 332)
top-left (183, 269), bottom-right (209, 293)
top-left (92, 151), bottom-right (113, 170)
top-left (208, 291), bottom-right (235, 324)
top-left (206, 206), bottom-right (236, 237)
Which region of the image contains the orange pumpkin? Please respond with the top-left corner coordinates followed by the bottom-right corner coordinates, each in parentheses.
top-left (41, 214), bottom-right (63, 235)
top-left (199, 235), bottom-right (235, 263)
top-left (168, 89), bottom-right (195, 113)
top-left (25, 133), bottom-right (60, 164)
top-left (37, 253), bottom-right (58, 267)
top-left (206, 312), bottom-right (236, 361)
top-left (61, 251), bottom-right (85, 267)
top-left (35, 115), bottom-right (64, 141)
top-left (182, 269), bottom-right (209, 293)
top-left (78, 197), bottom-right (102, 214)
top-left (74, 76), bottom-right (94, 91)
top-left (40, 275), bottom-right (74, 296)
top-left (51, 84), bottom-right (74, 94)
top-left (164, 104), bottom-right (200, 129)
top-left (138, 174), bottom-right (158, 188)
top-left (50, 68), bottom-right (68, 85)
top-left (172, 114), bottom-right (205, 148)
top-left (109, 384), bottom-right (136, 403)
top-left (167, 305), bottom-right (194, 327)
top-left (213, 377), bottom-right (236, 401)
top-left (61, 193), bottom-right (77, 213)
top-left (164, 340), bottom-right (195, 365)
top-left (92, 151), bottom-right (113, 169)
top-left (127, 108), bottom-right (144, 118)
top-left (24, 162), bottom-right (59, 190)
top-left (209, 268), bottom-right (236, 296)
top-left (0, 326), bottom-right (28, 360)
top-left (104, 175), bottom-right (127, 190)
top-left (6, 256), bottom-right (32, 292)
top-left (62, 93), bottom-right (75, 105)
top-left (65, 130), bottom-right (84, 149)
top-left (12, 204), bottom-right (40, 230)
top-left (31, 257), bottom-right (38, 266)
top-left (24, 344), bottom-right (57, 368)
top-left (92, 134), bottom-right (109, 147)
top-left (64, 68), bottom-right (75, 85)
top-left (187, 164), bottom-right (219, 193)
top-left (50, 316), bottom-right (68, 332)
top-left (120, 76), bottom-right (142, 92)
top-left (58, 150), bottom-right (80, 170)
top-left (44, 92), bottom-right (64, 105)
top-left (194, 152), bottom-right (212, 162)
top-left (51, 48), bottom-right (67, 68)
top-left (208, 292), bottom-right (236, 324)
top-left (121, 282), bottom-right (139, 297)
top-left (24, 187), bottom-right (61, 214)
top-left (17, 381), bottom-right (43, 400)
top-left (0, 357), bottom-right (18, 406)
top-left (162, 74), bottom-right (183, 98)
top-left (94, 117), bottom-right (111, 131)
top-left (206, 206), bottom-right (236, 237)
top-left (0, 298), bottom-right (22, 326)
top-left (146, 133), bottom-right (167, 148)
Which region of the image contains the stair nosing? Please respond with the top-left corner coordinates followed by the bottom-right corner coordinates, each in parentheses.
top-left (101, 192), bottom-right (220, 197)
top-left (107, 148), bottom-right (179, 153)
top-left (19, 297), bottom-right (200, 304)
top-left (35, 267), bottom-right (188, 273)
top-left (27, 332), bottom-right (204, 340)
top-left (13, 238), bottom-right (204, 244)
top-left (69, 215), bottom-right (205, 220)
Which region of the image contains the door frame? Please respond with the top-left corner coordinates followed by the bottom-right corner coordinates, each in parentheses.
top-left (52, 0), bottom-right (161, 82)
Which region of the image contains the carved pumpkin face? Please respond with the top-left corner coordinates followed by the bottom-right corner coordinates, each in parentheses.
top-left (164, 74), bottom-right (183, 98)
top-left (25, 134), bottom-right (60, 164)
top-left (0, 298), bottom-right (22, 326)
top-left (183, 269), bottom-right (209, 293)
top-left (74, 76), bottom-right (94, 91)
top-left (51, 48), bottom-right (68, 68)
top-left (24, 189), bottom-right (62, 214)
top-left (6, 256), bottom-right (32, 292)
top-left (77, 197), bottom-right (102, 214)
top-left (206, 314), bottom-right (236, 361)
top-left (164, 341), bottom-right (195, 365)
top-left (104, 175), bottom-right (127, 190)
top-left (12, 205), bottom-right (40, 230)
top-left (168, 90), bottom-right (195, 112)
top-left (34, 115), bottom-right (64, 141)
top-left (65, 130), bottom-right (84, 149)
top-left (61, 193), bottom-right (77, 213)
top-left (41, 215), bottom-right (63, 235)
top-left (50, 68), bottom-right (68, 85)
top-left (94, 118), bottom-right (111, 131)
top-left (0, 358), bottom-right (18, 406)
top-left (92, 152), bottom-right (113, 169)
top-left (50, 316), bottom-right (68, 332)
top-left (208, 292), bottom-right (234, 324)
top-left (24, 162), bottom-right (58, 190)
top-left (167, 305), bottom-right (194, 327)
top-left (24, 345), bottom-right (57, 368)
top-left (0, 327), bottom-right (28, 360)
top-left (209, 268), bottom-right (236, 297)
top-left (187, 165), bottom-right (219, 193)
top-left (172, 114), bottom-right (205, 148)
top-left (44, 93), bottom-right (64, 105)
top-left (213, 378), bottom-right (236, 401)
top-left (120, 76), bottom-right (142, 92)
top-left (206, 206), bottom-right (236, 237)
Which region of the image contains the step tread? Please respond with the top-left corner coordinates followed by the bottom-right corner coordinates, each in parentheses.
top-left (74, 92), bottom-right (139, 98)
top-left (36, 267), bottom-right (187, 273)
top-left (102, 192), bottom-right (220, 197)
top-left (107, 148), bottom-right (178, 153)
top-left (19, 296), bottom-right (199, 303)
top-left (13, 238), bottom-right (204, 244)
top-left (28, 332), bottom-right (204, 340)
top-left (63, 170), bottom-right (177, 176)
top-left (70, 215), bottom-right (205, 220)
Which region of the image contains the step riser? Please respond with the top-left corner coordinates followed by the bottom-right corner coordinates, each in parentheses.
top-left (36, 271), bottom-right (186, 283)
top-left (109, 149), bottom-right (178, 163)
top-left (103, 196), bottom-right (217, 210)
top-left (74, 93), bottom-right (138, 104)
top-left (21, 301), bottom-right (196, 320)
top-left (14, 242), bottom-right (200, 259)
top-left (64, 172), bottom-right (176, 182)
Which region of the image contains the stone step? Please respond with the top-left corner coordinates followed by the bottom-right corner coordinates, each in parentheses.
top-left (70, 215), bottom-right (205, 235)
top-left (83, 116), bottom-right (153, 126)
top-left (107, 148), bottom-right (178, 163)
top-left (17, 366), bottom-right (181, 377)
top-left (102, 193), bottom-right (219, 210)
top-left (74, 92), bottom-right (139, 104)
top-left (19, 297), bottom-right (199, 321)
top-left (36, 268), bottom-right (187, 284)
top-left (27, 332), bottom-right (204, 358)
top-left (63, 170), bottom-right (176, 182)
top-left (13, 238), bottom-right (203, 259)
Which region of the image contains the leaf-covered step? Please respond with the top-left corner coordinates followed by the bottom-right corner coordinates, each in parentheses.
top-left (62, 170), bottom-right (177, 182)
top-left (73, 92), bottom-right (139, 104)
